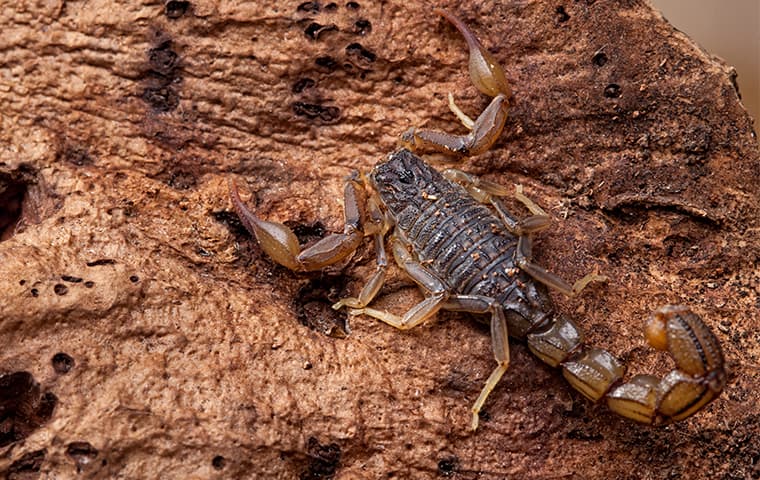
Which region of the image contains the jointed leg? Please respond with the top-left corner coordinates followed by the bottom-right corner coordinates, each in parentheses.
top-left (444, 294), bottom-right (510, 430)
top-left (332, 194), bottom-right (392, 309)
top-left (515, 236), bottom-right (607, 297)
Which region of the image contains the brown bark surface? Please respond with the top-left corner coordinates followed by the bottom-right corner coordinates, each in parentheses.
top-left (1, 0), bottom-right (758, 478)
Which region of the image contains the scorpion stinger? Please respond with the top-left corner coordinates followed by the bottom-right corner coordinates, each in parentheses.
top-left (230, 9), bottom-right (726, 431)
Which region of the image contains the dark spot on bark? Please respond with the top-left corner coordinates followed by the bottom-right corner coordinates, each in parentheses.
top-left (58, 143), bottom-right (94, 167)
top-left (53, 283), bottom-right (68, 295)
top-left (286, 221), bottom-right (327, 245)
top-left (52, 353), bottom-right (75, 374)
top-left (142, 85), bottom-right (180, 112)
top-left (437, 456), bottom-right (459, 476)
top-left (315, 55), bottom-right (338, 72)
top-left (353, 19), bottom-right (371, 35)
top-left (292, 78), bottom-right (316, 93)
top-left (30, 288), bottom-right (38, 297)
top-left (19, 280), bottom-right (25, 285)
top-left (0, 372), bottom-right (58, 448)
top-left (324, 2), bottom-right (337, 11)
top-left (0, 168), bottom-right (35, 241)
top-left (66, 442), bottom-right (99, 471)
top-left (555, 5), bottom-right (570, 23)
top-left (164, 0), bottom-right (190, 18)
top-left (148, 41), bottom-right (179, 76)
top-left (61, 275), bottom-right (83, 283)
top-left (300, 437), bottom-right (341, 480)
top-left (84, 281), bottom-right (95, 288)
top-left (293, 102), bottom-right (341, 124)
top-left (86, 259), bottom-right (116, 267)
top-left (295, 278), bottom-right (349, 338)
top-left (592, 51), bottom-right (607, 67)
top-left (129, 275), bottom-right (140, 283)
top-left (141, 38), bottom-right (182, 112)
top-left (212, 455), bottom-right (226, 470)
top-left (297, 1), bottom-right (320, 13)
top-left (6, 449), bottom-right (46, 480)
top-left (346, 1), bottom-right (359, 9)
top-left (604, 83), bottom-right (621, 98)
top-left (167, 170), bottom-right (197, 190)
top-left (304, 22), bottom-right (337, 41)
top-left (345, 42), bottom-right (376, 67)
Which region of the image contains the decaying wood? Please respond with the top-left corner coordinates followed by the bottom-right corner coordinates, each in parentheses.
top-left (1, 0), bottom-right (758, 478)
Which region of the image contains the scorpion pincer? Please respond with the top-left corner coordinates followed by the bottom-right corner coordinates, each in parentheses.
top-left (230, 9), bottom-right (726, 430)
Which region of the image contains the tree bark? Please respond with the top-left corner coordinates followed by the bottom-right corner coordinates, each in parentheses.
top-left (1, 0), bottom-right (758, 478)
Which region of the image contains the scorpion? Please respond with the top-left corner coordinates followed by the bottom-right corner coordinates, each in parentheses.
top-left (230, 9), bottom-right (726, 430)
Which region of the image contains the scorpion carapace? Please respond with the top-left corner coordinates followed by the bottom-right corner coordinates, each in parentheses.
top-left (229, 9), bottom-right (726, 430)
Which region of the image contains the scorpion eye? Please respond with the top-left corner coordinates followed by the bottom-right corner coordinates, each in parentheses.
top-left (398, 169), bottom-right (415, 184)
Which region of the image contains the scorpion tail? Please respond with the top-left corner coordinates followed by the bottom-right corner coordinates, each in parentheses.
top-left (526, 305), bottom-right (726, 425)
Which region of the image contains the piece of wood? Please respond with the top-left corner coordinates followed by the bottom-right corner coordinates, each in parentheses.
top-left (1, 1), bottom-right (758, 478)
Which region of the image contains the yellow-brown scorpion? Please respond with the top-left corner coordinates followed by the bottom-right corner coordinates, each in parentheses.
top-left (230, 9), bottom-right (726, 430)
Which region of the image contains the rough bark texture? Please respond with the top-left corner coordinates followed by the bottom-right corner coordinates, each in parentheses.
top-left (1, 0), bottom-right (758, 478)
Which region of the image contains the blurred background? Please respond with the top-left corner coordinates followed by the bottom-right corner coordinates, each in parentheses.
top-left (652, 0), bottom-right (759, 128)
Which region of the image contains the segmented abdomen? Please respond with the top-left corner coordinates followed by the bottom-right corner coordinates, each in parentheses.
top-left (371, 149), bottom-right (521, 300)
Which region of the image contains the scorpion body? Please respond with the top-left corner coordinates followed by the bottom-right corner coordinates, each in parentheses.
top-left (230, 9), bottom-right (726, 430)
top-left (373, 149), bottom-right (549, 335)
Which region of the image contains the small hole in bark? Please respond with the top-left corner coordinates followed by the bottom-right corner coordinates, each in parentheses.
top-left (19, 279), bottom-right (26, 285)
top-left (346, 1), bottom-right (359, 9)
top-left (437, 456), bottom-right (459, 476)
top-left (592, 51), bottom-right (607, 67)
top-left (292, 78), bottom-right (316, 93)
top-left (61, 275), bottom-right (83, 283)
top-left (142, 85), bottom-right (180, 112)
top-left (302, 437), bottom-right (341, 480)
top-left (7, 449), bottom-right (46, 480)
top-left (84, 281), bottom-right (95, 288)
top-left (287, 221), bottom-right (327, 245)
top-left (52, 353), bottom-right (75, 374)
top-left (86, 259), bottom-right (116, 267)
top-left (324, 2), bottom-right (337, 11)
top-left (164, 0), bottom-right (189, 18)
top-left (478, 410), bottom-right (491, 423)
top-left (30, 288), bottom-right (39, 297)
top-left (315, 55), bottom-right (338, 72)
top-left (0, 372), bottom-right (58, 448)
top-left (345, 42), bottom-right (376, 64)
top-left (66, 442), bottom-right (99, 470)
top-left (53, 284), bottom-right (68, 295)
top-left (304, 22), bottom-right (337, 41)
top-left (555, 6), bottom-right (570, 22)
top-left (297, 1), bottom-right (320, 13)
top-left (129, 275), bottom-right (140, 283)
top-left (148, 41), bottom-right (179, 76)
top-left (604, 83), bottom-right (621, 98)
top-left (295, 278), bottom-right (349, 338)
top-left (0, 171), bottom-right (28, 242)
top-left (353, 19), bottom-right (371, 35)
top-left (293, 102), bottom-right (341, 124)
top-left (212, 455), bottom-right (226, 470)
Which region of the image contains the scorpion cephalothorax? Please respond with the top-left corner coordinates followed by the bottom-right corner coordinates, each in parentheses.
top-left (230, 9), bottom-right (726, 430)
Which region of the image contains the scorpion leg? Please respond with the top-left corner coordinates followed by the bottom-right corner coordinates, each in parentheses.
top-left (527, 305), bottom-right (726, 424)
top-left (399, 9), bottom-right (510, 157)
top-left (443, 169), bottom-right (552, 235)
top-left (444, 294), bottom-right (510, 430)
top-left (333, 193), bottom-right (393, 309)
top-left (229, 175), bottom-right (365, 272)
top-left (350, 237), bottom-right (450, 330)
top-left (515, 235), bottom-right (606, 297)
